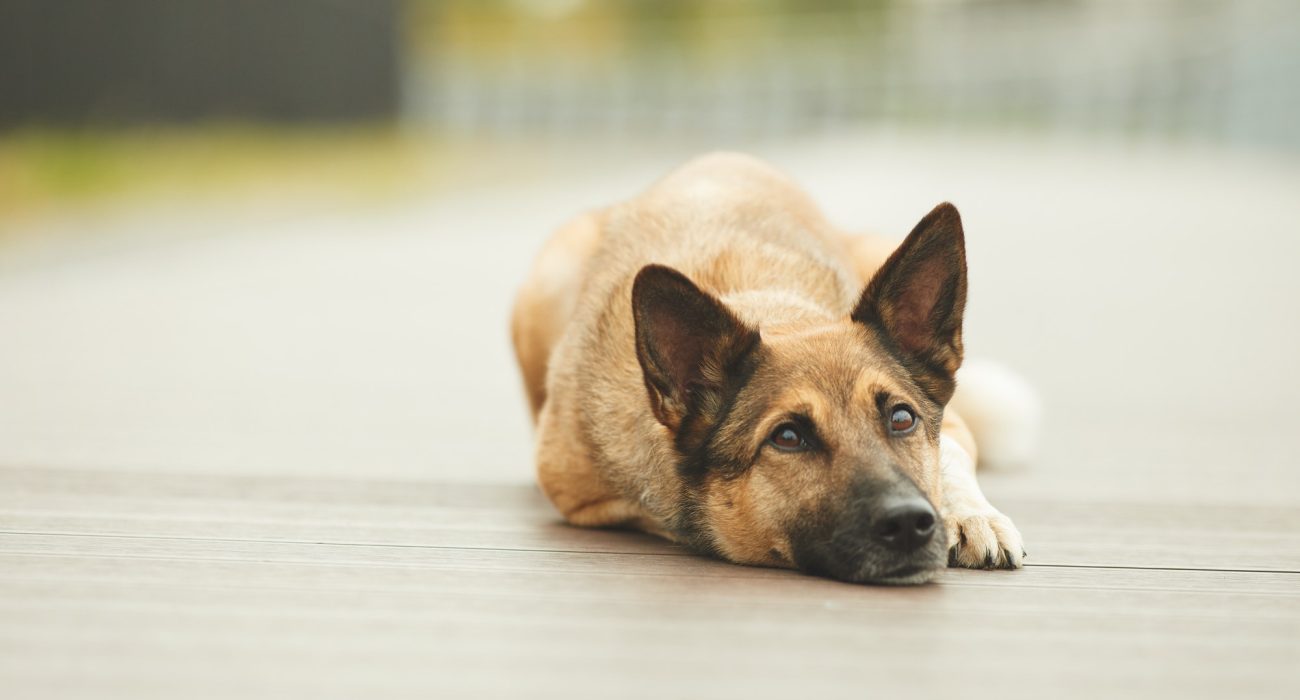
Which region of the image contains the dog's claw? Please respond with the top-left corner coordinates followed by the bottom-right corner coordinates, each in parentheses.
top-left (943, 508), bottom-right (1024, 571)
top-left (1001, 549), bottom-right (1020, 570)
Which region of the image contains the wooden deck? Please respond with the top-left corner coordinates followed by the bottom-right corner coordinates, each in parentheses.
top-left (2, 135), bottom-right (1299, 698)
top-left (3, 466), bottom-right (1296, 699)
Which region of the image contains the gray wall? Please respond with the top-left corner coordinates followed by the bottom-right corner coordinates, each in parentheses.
top-left (0, 0), bottom-right (401, 127)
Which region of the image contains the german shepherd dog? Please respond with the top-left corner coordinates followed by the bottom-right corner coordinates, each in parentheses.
top-left (512, 153), bottom-right (1027, 584)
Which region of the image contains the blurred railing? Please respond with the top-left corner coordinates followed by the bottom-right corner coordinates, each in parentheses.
top-left (408, 0), bottom-right (1300, 151)
top-left (3, 0), bottom-right (1296, 153)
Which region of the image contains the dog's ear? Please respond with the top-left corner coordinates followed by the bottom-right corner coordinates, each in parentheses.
top-left (852, 202), bottom-right (967, 404)
top-left (633, 264), bottom-right (759, 432)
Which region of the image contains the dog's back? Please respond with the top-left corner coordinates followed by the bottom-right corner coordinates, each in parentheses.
top-left (514, 153), bottom-right (861, 419)
top-left (591, 152), bottom-right (859, 309)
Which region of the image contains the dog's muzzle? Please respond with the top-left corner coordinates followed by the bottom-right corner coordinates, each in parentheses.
top-left (792, 478), bottom-right (948, 584)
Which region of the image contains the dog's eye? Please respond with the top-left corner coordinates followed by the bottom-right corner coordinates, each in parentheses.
top-left (768, 423), bottom-right (808, 452)
top-left (889, 405), bottom-right (917, 435)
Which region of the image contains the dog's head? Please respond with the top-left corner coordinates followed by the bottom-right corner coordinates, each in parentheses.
top-left (632, 203), bottom-right (966, 584)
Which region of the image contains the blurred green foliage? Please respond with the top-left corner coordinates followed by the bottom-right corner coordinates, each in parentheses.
top-left (0, 127), bottom-right (425, 216)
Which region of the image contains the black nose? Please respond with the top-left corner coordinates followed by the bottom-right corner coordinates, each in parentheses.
top-left (871, 499), bottom-right (938, 553)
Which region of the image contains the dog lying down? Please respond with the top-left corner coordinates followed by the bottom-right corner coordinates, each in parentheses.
top-left (512, 153), bottom-right (1036, 584)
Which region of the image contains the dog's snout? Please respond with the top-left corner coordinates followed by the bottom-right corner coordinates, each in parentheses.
top-left (871, 498), bottom-right (938, 553)
top-left (794, 479), bottom-right (946, 583)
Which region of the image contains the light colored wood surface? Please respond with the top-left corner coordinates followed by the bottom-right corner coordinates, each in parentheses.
top-left (3, 134), bottom-right (1299, 698)
top-left (2, 466), bottom-right (1298, 700)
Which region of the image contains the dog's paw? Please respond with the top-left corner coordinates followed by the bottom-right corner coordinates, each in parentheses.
top-left (944, 508), bottom-right (1024, 570)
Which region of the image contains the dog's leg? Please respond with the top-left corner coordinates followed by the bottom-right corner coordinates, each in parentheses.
top-left (939, 410), bottom-right (1024, 569)
top-left (534, 362), bottom-right (673, 542)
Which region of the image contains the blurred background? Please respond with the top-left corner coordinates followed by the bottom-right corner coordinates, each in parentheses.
top-left (5, 1), bottom-right (1299, 146)
top-left (4, 0), bottom-right (1299, 213)
top-left (2, 0), bottom-right (1299, 498)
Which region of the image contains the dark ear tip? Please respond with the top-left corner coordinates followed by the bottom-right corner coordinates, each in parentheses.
top-left (633, 264), bottom-right (687, 296)
top-left (634, 263), bottom-right (688, 286)
top-left (633, 264), bottom-right (707, 315)
top-left (634, 263), bottom-right (664, 283)
top-left (909, 202), bottom-right (965, 251)
top-left (927, 201), bottom-right (962, 228)
top-left (636, 263), bottom-right (676, 277)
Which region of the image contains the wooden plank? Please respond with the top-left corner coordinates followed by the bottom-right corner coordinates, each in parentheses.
top-left (3, 467), bottom-right (1299, 699)
top-left (0, 555), bottom-right (1294, 700)
top-left (998, 498), bottom-right (1300, 571)
top-left (5, 467), bottom-right (1298, 571)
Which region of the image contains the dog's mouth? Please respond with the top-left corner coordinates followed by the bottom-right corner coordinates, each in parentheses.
top-left (837, 546), bottom-right (949, 585)
top-left (795, 551), bottom-right (944, 585)
top-left (871, 562), bottom-right (942, 586)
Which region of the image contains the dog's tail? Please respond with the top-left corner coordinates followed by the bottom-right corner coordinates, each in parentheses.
top-left (949, 359), bottom-right (1042, 470)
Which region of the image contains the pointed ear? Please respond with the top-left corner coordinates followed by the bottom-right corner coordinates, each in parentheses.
top-left (632, 264), bottom-right (760, 431)
top-left (852, 202), bottom-right (967, 404)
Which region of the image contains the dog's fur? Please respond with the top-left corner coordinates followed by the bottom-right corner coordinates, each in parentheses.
top-left (512, 153), bottom-right (1024, 584)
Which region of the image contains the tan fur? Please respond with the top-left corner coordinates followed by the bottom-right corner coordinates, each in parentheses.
top-left (511, 211), bottom-right (603, 419)
top-left (512, 152), bottom-right (1023, 579)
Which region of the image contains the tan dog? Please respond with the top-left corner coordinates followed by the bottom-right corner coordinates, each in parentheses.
top-left (512, 153), bottom-right (1026, 584)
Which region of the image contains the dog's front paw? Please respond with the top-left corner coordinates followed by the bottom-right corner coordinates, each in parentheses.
top-left (944, 508), bottom-right (1024, 570)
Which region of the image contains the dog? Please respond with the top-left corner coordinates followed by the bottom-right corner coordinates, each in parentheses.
top-left (511, 153), bottom-right (1028, 584)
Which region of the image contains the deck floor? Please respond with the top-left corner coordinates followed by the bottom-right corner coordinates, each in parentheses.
top-left (2, 135), bottom-right (1298, 698)
top-left (3, 466), bottom-right (1298, 699)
